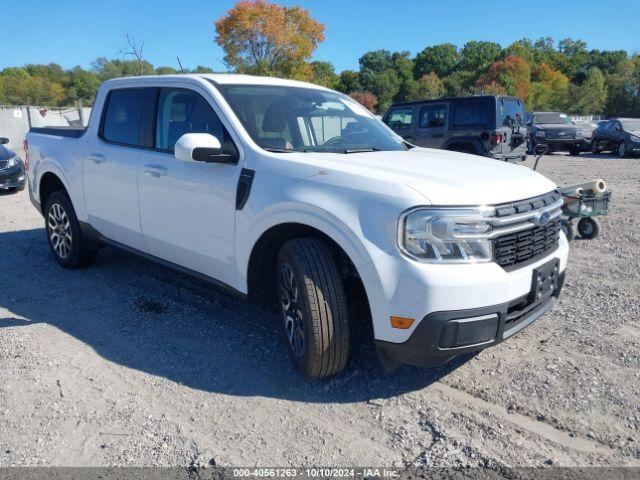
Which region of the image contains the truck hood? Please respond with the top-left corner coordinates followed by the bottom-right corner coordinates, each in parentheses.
top-left (287, 147), bottom-right (557, 206)
top-left (534, 123), bottom-right (577, 132)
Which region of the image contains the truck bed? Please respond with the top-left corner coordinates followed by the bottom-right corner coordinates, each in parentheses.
top-left (29, 126), bottom-right (86, 138)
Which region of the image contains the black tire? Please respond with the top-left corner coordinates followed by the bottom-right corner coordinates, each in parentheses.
top-left (569, 148), bottom-right (580, 156)
top-left (44, 191), bottom-right (96, 268)
top-left (591, 140), bottom-right (601, 154)
top-left (276, 238), bottom-right (350, 379)
top-left (561, 220), bottom-right (576, 242)
top-left (618, 141), bottom-right (627, 158)
top-left (577, 217), bottom-right (600, 240)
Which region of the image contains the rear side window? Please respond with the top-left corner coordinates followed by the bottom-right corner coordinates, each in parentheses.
top-left (453, 101), bottom-right (489, 127)
top-left (101, 89), bottom-right (146, 146)
top-left (419, 105), bottom-right (447, 128)
top-left (498, 98), bottom-right (525, 127)
top-left (385, 107), bottom-right (413, 130)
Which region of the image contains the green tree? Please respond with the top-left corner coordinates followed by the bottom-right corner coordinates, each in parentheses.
top-left (458, 41), bottom-right (502, 75)
top-left (156, 66), bottom-right (178, 75)
top-left (335, 70), bottom-right (361, 93)
top-left (413, 43), bottom-right (459, 78)
top-left (569, 67), bottom-right (607, 114)
top-left (310, 61), bottom-right (338, 88)
top-left (417, 73), bottom-right (445, 99)
top-left (66, 67), bottom-right (100, 104)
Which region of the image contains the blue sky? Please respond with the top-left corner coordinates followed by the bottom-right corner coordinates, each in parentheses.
top-left (5, 0), bottom-right (639, 72)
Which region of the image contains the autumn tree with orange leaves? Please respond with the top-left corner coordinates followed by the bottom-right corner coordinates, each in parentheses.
top-left (214, 0), bottom-right (325, 80)
top-left (476, 55), bottom-right (531, 102)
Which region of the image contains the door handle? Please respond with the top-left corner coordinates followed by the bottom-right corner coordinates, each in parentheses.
top-left (144, 164), bottom-right (168, 177)
top-left (88, 153), bottom-right (106, 164)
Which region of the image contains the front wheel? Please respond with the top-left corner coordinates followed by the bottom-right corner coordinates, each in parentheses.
top-left (578, 217), bottom-right (600, 240)
top-left (276, 238), bottom-right (350, 379)
top-left (44, 191), bottom-right (96, 268)
top-left (618, 141), bottom-right (627, 158)
top-left (569, 148), bottom-right (580, 156)
top-left (591, 140), bottom-right (601, 154)
top-left (561, 220), bottom-right (576, 242)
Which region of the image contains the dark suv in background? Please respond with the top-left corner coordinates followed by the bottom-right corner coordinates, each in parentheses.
top-left (527, 112), bottom-right (586, 156)
top-left (382, 95), bottom-right (528, 162)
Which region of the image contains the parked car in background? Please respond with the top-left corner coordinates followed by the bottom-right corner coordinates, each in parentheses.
top-left (572, 120), bottom-right (599, 144)
top-left (383, 95), bottom-right (528, 162)
top-left (527, 112), bottom-right (586, 156)
top-left (591, 118), bottom-right (640, 158)
top-left (0, 137), bottom-right (26, 192)
top-left (26, 74), bottom-right (568, 379)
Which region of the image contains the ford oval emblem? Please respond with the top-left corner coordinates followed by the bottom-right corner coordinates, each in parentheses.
top-left (536, 211), bottom-right (551, 226)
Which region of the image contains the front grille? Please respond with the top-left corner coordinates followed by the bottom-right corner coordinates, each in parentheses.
top-left (493, 218), bottom-right (560, 268)
top-left (491, 191), bottom-right (562, 269)
top-left (547, 130), bottom-right (575, 139)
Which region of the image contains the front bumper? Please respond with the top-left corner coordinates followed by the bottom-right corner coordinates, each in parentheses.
top-left (536, 138), bottom-right (587, 152)
top-left (0, 165), bottom-right (26, 190)
top-left (376, 270), bottom-right (564, 369)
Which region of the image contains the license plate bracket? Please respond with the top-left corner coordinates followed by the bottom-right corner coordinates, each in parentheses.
top-left (529, 258), bottom-right (560, 303)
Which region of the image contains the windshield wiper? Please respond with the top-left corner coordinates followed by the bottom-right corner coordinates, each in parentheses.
top-left (343, 147), bottom-right (382, 154)
top-left (263, 147), bottom-right (296, 153)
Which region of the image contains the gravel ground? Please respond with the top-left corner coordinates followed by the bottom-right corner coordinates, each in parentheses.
top-left (0, 152), bottom-right (638, 469)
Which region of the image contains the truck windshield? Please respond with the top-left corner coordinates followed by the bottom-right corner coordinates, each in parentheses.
top-left (214, 84), bottom-right (406, 153)
top-left (533, 113), bottom-right (572, 125)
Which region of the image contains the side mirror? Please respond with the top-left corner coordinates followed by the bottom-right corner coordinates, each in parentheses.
top-left (174, 133), bottom-right (236, 164)
top-left (0, 137), bottom-right (9, 145)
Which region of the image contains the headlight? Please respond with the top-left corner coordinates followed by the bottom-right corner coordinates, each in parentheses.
top-left (630, 134), bottom-right (640, 143)
top-left (535, 130), bottom-right (546, 138)
top-left (398, 207), bottom-right (494, 263)
top-left (5, 156), bottom-right (19, 168)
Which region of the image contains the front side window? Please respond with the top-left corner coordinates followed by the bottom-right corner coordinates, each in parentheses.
top-left (418, 105), bottom-right (446, 128)
top-left (385, 108), bottom-right (413, 130)
top-left (155, 89), bottom-right (226, 151)
top-left (216, 84), bottom-right (406, 153)
top-left (101, 89), bottom-right (146, 146)
top-left (453, 101), bottom-right (489, 127)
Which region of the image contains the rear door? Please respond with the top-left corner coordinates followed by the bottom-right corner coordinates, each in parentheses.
top-left (83, 88), bottom-right (146, 251)
top-left (383, 106), bottom-right (415, 142)
top-left (136, 85), bottom-right (242, 287)
top-left (413, 103), bottom-right (448, 148)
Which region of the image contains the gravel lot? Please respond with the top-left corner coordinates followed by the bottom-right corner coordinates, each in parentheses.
top-left (0, 152), bottom-right (638, 469)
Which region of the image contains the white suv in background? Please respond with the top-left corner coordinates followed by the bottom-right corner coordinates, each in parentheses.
top-left (26, 74), bottom-right (568, 378)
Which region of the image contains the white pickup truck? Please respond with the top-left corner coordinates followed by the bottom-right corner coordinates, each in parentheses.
top-left (26, 74), bottom-right (568, 378)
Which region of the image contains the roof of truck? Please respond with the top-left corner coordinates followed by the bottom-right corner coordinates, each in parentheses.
top-left (390, 95), bottom-right (523, 108)
top-left (103, 73), bottom-right (331, 91)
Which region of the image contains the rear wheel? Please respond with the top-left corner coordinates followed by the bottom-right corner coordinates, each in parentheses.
top-left (577, 217), bottom-right (600, 240)
top-left (44, 191), bottom-right (96, 268)
top-left (276, 238), bottom-right (350, 379)
top-left (569, 147), bottom-right (580, 156)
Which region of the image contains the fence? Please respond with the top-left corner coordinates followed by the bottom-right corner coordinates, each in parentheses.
top-left (0, 106), bottom-right (92, 149)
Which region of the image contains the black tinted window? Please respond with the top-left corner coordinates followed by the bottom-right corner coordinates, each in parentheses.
top-left (453, 101), bottom-right (489, 127)
top-left (419, 105), bottom-right (446, 128)
top-left (101, 89), bottom-right (145, 146)
top-left (156, 89), bottom-right (225, 151)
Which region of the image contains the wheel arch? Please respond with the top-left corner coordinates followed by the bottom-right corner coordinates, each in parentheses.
top-left (444, 137), bottom-right (484, 155)
top-left (38, 170), bottom-right (70, 214)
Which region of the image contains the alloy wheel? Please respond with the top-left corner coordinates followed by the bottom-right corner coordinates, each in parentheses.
top-left (48, 203), bottom-right (72, 259)
top-left (279, 262), bottom-right (304, 357)
top-left (619, 142), bottom-right (626, 158)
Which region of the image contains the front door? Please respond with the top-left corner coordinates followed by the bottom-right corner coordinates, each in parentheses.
top-left (137, 86), bottom-right (241, 287)
top-left (83, 87), bottom-right (146, 251)
top-left (413, 104), bottom-right (447, 148)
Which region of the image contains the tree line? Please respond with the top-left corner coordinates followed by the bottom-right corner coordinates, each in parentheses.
top-left (1, 0), bottom-right (639, 118)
